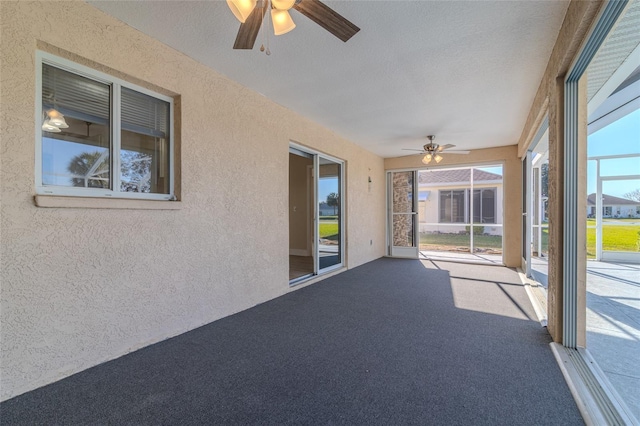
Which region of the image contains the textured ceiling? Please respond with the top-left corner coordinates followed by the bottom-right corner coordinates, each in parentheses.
top-left (88, 0), bottom-right (570, 158)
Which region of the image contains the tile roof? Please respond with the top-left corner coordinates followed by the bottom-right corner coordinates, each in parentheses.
top-left (419, 168), bottom-right (502, 184)
top-left (587, 193), bottom-right (640, 205)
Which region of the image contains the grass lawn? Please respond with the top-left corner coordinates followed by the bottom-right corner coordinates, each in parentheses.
top-left (319, 223), bottom-right (339, 239)
top-left (586, 219), bottom-right (640, 257)
top-left (537, 227), bottom-right (549, 255)
top-left (419, 233), bottom-right (502, 250)
top-left (527, 221), bottom-right (638, 259)
top-left (417, 219), bottom-right (639, 257)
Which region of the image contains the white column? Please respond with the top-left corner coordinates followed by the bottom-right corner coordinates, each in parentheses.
top-left (595, 159), bottom-right (602, 261)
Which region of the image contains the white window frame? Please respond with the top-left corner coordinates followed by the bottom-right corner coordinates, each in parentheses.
top-left (35, 51), bottom-right (175, 201)
top-left (438, 189), bottom-right (467, 223)
top-left (472, 187), bottom-right (497, 225)
top-left (437, 187), bottom-right (497, 224)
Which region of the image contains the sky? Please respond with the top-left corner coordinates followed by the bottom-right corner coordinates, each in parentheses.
top-left (587, 108), bottom-right (640, 197)
top-left (42, 137), bottom-right (109, 186)
top-left (318, 177), bottom-right (338, 204)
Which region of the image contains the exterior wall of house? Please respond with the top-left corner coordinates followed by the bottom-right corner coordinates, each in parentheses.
top-left (0, 1), bottom-right (386, 401)
top-left (587, 205), bottom-right (640, 218)
top-left (318, 204), bottom-right (335, 216)
top-left (419, 182), bottom-right (504, 236)
top-left (385, 146), bottom-right (521, 267)
top-left (610, 205), bottom-right (640, 218)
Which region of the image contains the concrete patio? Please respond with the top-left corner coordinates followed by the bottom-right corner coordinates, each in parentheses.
top-left (532, 258), bottom-right (640, 421)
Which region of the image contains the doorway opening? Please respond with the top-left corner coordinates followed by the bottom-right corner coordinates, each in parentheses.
top-left (417, 165), bottom-right (504, 265)
top-left (289, 149), bottom-right (314, 281)
top-left (289, 145), bottom-right (344, 284)
top-left (522, 118), bottom-right (550, 288)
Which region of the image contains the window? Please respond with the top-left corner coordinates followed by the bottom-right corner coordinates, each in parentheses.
top-left (472, 188), bottom-right (497, 224)
top-left (439, 188), bottom-right (497, 224)
top-left (439, 190), bottom-right (466, 223)
top-left (37, 53), bottom-right (174, 200)
top-left (603, 206), bottom-right (612, 216)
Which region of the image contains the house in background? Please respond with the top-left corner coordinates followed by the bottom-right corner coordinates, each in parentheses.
top-left (418, 168), bottom-right (504, 236)
top-left (587, 193), bottom-right (640, 218)
top-left (318, 202), bottom-right (335, 216)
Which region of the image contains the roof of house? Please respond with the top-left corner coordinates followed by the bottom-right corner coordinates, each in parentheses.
top-left (587, 193), bottom-right (639, 205)
top-left (419, 169), bottom-right (502, 185)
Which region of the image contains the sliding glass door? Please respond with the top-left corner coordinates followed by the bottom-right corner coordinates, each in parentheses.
top-left (318, 157), bottom-right (342, 271)
top-left (289, 144), bottom-right (344, 284)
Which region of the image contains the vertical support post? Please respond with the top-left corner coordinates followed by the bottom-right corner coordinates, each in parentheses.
top-left (563, 76), bottom-right (578, 349)
top-left (547, 76), bottom-right (565, 344)
top-left (470, 168), bottom-right (474, 254)
top-left (596, 160), bottom-right (603, 260)
top-left (537, 166), bottom-right (543, 257)
top-left (522, 152), bottom-right (532, 276)
top-left (576, 74), bottom-right (588, 348)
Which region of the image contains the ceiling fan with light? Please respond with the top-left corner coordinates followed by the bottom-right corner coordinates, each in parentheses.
top-left (403, 135), bottom-right (470, 165)
top-left (227, 0), bottom-right (360, 50)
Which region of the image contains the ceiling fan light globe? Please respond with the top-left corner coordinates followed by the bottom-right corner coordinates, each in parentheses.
top-left (271, 0), bottom-right (296, 10)
top-left (227, 0), bottom-right (257, 23)
top-left (422, 154), bottom-right (432, 165)
top-left (272, 9), bottom-right (296, 35)
top-left (434, 154), bottom-right (443, 163)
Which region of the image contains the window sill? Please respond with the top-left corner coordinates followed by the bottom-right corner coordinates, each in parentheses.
top-left (34, 195), bottom-right (182, 210)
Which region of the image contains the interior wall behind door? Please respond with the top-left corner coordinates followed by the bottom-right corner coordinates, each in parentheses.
top-left (289, 153), bottom-right (313, 256)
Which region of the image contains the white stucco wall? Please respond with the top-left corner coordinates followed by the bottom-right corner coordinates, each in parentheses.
top-left (0, 1), bottom-right (386, 401)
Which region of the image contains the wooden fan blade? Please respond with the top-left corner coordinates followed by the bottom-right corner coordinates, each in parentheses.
top-left (293, 0), bottom-right (360, 42)
top-left (402, 149), bottom-right (426, 152)
top-left (439, 144), bottom-right (456, 150)
top-left (233, 0), bottom-right (269, 49)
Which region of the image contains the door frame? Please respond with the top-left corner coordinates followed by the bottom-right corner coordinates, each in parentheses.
top-left (523, 116), bottom-right (548, 277)
top-left (387, 170), bottom-right (419, 259)
top-left (522, 150), bottom-right (532, 276)
top-left (289, 142), bottom-right (345, 284)
top-left (316, 153), bottom-right (345, 274)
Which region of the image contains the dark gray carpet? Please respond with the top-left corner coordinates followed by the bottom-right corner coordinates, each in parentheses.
top-left (1, 258), bottom-right (583, 425)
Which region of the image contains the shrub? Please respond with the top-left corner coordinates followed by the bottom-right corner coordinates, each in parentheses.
top-left (465, 225), bottom-right (485, 235)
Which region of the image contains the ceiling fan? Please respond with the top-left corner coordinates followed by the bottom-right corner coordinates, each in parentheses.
top-left (403, 135), bottom-right (470, 164)
top-left (227, 0), bottom-right (360, 50)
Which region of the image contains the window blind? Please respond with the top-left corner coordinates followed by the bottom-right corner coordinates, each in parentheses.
top-left (121, 87), bottom-right (169, 139)
top-left (42, 64), bottom-right (110, 124)
top-left (43, 64), bottom-right (169, 139)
